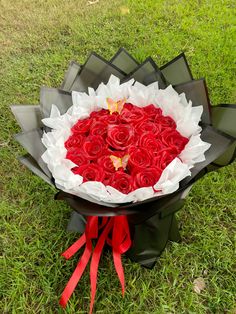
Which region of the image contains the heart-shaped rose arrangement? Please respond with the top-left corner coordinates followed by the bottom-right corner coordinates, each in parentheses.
top-left (65, 102), bottom-right (189, 194)
top-left (41, 75), bottom-right (210, 205)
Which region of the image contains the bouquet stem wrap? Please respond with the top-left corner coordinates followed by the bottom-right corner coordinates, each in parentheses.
top-left (60, 215), bottom-right (131, 313)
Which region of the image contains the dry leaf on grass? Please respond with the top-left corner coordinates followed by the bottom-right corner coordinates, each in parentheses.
top-left (87, 0), bottom-right (99, 5)
top-left (193, 277), bottom-right (206, 294)
top-left (120, 6), bottom-right (130, 15)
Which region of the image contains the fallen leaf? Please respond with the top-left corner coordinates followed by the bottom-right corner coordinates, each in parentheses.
top-left (203, 269), bottom-right (208, 276)
top-left (120, 6), bottom-right (130, 15)
top-left (193, 277), bottom-right (206, 294)
top-left (87, 0), bottom-right (99, 5)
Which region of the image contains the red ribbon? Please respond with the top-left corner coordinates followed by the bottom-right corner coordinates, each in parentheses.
top-left (59, 215), bottom-right (131, 313)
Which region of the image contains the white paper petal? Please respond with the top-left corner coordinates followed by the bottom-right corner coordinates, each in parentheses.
top-left (154, 158), bottom-right (191, 195)
top-left (179, 135), bottom-right (211, 165)
top-left (129, 187), bottom-right (154, 202)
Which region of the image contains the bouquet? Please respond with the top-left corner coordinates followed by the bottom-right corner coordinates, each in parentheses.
top-left (11, 48), bottom-right (236, 313)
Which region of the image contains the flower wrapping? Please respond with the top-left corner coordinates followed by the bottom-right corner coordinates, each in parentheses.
top-left (41, 75), bottom-right (210, 204)
top-left (11, 48), bottom-right (236, 313)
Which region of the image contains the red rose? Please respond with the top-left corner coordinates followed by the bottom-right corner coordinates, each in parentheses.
top-left (134, 120), bottom-right (158, 135)
top-left (106, 124), bottom-right (134, 150)
top-left (123, 103), bottom-right (134, 110)
top-left (90, 109), bottom-right (109, 120)
top-left (98, 112), bottom-right (120, 125)
top-left (143, 104), bottom-right (162, 120)
top-left (83, 135), bottom-right (106, 159)
top-left (138, 133), bottom-right (166, 155)
top-left (160, 129), bottom-right (189, 153)
top-left (102, 171), bottom-right (116, 185)
top-left (71, 117), bottom-right (92, 134)
top-left (128, 147), bottom-right (153, 171)
top-left (133, 167), bottom-right (162, 189)
top-left (90, 120), bottom-right (108, 138)
top-left (66, 147), bottom-right (90, 166)
top-left (64, 134), bottom-right (86, 149)
top-left (72, 163), bottom-right (105, 182)
top-left (154, 148), bottom-right (178, 169)
top-left (154, 115), bottom-right (176, 132)
top-left (107, 171), bottom-right (133, 194)
top-left (120, 105), bottom-right (148, 124)
top-left (97, 155), bottom-right (116, 173)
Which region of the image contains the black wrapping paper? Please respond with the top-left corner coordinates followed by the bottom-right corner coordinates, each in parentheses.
top-left (70, 53), bottom-right (126, 92)
top-left (122, 57), bottom-right (166, 88)
top-left (61, 61), bottom-right (81, 92)
top-left (11, 104), bottom-right (43, 131)
top-left (110, 47), bottom-right (139, 75)
top-left (160, 52), bottom-right (193, 85)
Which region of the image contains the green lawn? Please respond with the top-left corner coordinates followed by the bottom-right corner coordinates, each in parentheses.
top-left (1, 0), bottom-right (236, 313)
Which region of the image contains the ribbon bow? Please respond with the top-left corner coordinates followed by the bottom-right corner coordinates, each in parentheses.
top-left (59, 215), bottom-right (131, 313)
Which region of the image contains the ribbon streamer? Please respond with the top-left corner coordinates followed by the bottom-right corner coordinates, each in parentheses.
top-left (59, 215), bottom-right (131, 313)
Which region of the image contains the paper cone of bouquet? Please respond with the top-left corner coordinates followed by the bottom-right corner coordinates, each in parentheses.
top-left (11, 48), bottom-right (236, 313)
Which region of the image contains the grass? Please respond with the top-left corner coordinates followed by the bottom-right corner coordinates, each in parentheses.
top-left (0, 0), bottom-right (236, 313)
